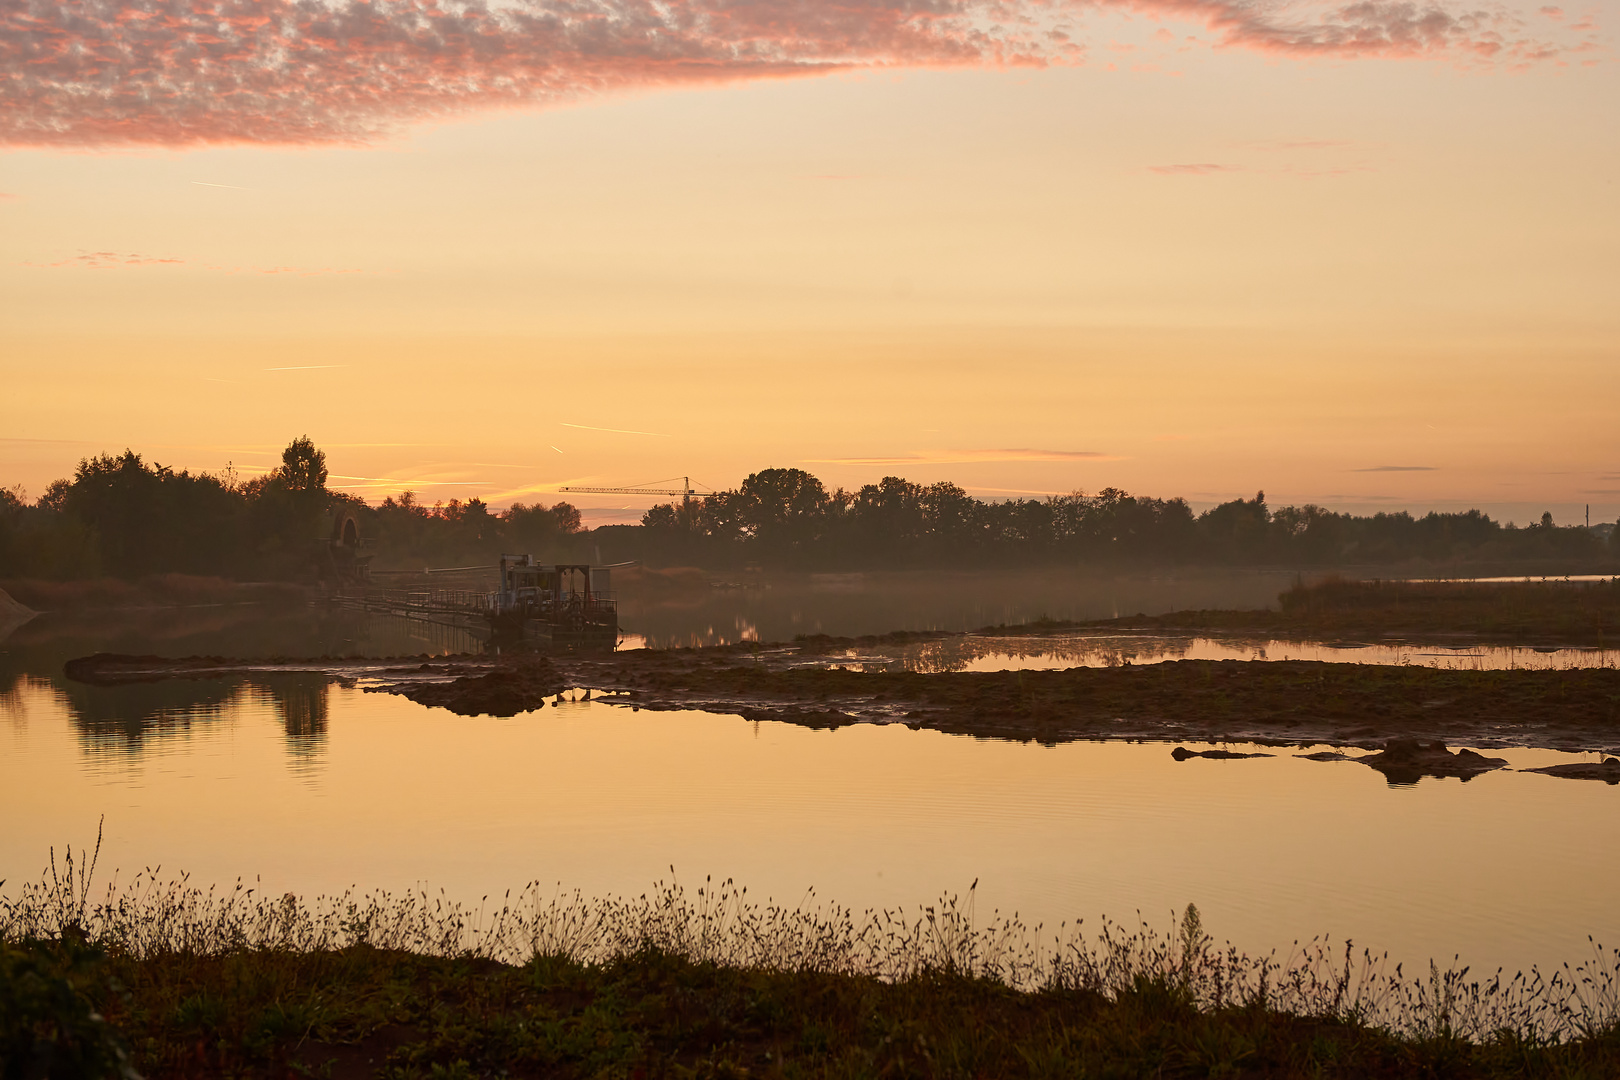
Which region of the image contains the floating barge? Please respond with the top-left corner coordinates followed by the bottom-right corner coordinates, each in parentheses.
top-left (332, 555), bottom-right (619, 645)
top-left (487, 555), bottom-right (618, 641)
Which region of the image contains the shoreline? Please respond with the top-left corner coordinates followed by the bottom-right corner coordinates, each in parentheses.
top-left (62, 640), bottom-right (1620, 780)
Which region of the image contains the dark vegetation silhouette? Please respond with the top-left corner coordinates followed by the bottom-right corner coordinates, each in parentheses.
top-left (621, 468), bottom-right (1613, 570)
top-left (0, 437), bottom-right (588, 584)
top-left (2, 447), bottom-right (1614, 583)
top-left (5, 857), bottom-right (1620, 1078)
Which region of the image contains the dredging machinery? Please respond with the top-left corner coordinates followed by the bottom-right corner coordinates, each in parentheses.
top-left (318, 509), bottom-right (619, 644)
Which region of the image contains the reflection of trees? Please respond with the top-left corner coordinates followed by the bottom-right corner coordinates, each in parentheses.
top-left (51, 671), bottom-right (329, 772)
top-left (259, 676), bottom-right (329, 766)
top-left (0, 674), bottom-right (26, 727)
top-left (61, 679), bottom-right (244, 753)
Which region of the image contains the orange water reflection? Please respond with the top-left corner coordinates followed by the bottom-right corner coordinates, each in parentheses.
top-left (3, 683), bottom-right (1616, 981)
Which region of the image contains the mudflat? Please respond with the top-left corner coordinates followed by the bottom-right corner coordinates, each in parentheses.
top-left (65, 641), bottom-right (1620, 759)
top-left (61, 580), bottom-right (1620, 779)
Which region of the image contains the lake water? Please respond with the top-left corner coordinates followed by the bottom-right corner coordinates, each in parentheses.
top-left (3, 573), bottom-right (1616, 982)
top-left (3, 673), bottom-right (1615, 981)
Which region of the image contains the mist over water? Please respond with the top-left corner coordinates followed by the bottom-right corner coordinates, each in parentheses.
top-left (617, 567), bottom-right (1302, 646)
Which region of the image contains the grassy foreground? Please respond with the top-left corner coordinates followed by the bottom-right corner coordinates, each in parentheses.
top-left (6, 844), bottom-right (1620, 1079)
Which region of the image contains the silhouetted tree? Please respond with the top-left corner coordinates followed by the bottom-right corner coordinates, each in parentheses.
top-left (736, 468), bottom-right (829, 553)
top-left (1198, 491), bottom-right (1273, 561)
top-left (279, 436), bottom-right (328, 494)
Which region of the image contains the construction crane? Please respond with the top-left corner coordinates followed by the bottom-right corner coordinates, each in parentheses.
top-left (560, 476), bottom-right (699, 500)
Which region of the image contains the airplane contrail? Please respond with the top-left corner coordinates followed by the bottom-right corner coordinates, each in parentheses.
top-left (560, 422), bottom-right (671, 438)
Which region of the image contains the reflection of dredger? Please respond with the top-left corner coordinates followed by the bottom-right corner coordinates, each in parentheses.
top-left (491, 555), bottom-right (618, 639)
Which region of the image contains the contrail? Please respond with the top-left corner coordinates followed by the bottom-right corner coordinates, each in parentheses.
top-left (560, 423), bottom-right (671, 438)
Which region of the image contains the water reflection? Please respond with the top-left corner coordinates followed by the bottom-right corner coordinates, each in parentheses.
top-left (258, 677), bottom-right (330, 772)
top-left (0, 603), bottom-right (417, 772)
top-left (832, 633), bottom-right (1620, 673)
top-left (2, 692), bottom-right (1615, 980)
top-left (16, 671), bottom-right (333, 770)
top-left (62, 677), bottom-right (242, 753)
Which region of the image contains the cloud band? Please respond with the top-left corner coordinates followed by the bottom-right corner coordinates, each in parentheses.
top-left (0, 0), bottom-right (1581, 148)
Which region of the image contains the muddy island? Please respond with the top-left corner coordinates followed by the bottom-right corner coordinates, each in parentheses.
top-left (61, 579), bottom-right (1620, 782)
top-left (65, 642), bottom-right (1620, 764)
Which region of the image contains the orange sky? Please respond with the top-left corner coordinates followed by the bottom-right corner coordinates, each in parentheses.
top-left (2, 0), bottom-right (1616, 525)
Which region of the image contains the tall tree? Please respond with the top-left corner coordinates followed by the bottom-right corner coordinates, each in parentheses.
top-left (279, 436), bottom-right (328, 494)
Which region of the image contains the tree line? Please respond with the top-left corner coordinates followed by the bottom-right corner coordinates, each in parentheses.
top-left (0, 438), bottom-right (586, 582)
top-left (619, 467), bottom-right (1614, 569)
top-left (1, 448), bottom-right (1613, 582)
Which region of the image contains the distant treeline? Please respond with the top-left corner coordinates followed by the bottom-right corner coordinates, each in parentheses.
top-left (1, 447), bottom-right (1615, 582)
top-left (0, 438), bottom-right (588, 583)
top-left (609, 468), bottom-right (1615, 569)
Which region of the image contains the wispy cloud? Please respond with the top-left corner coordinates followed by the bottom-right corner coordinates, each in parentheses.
top-left (482, 476), bottom-right (609, 502)
top-left (31, 251), bottom-right (184, 268)
top-left (1150, 159), bottom-right (1376, 179)
top-left (1353, 465), bottom-right (1437, 472)
top-left (560, 422), bottom-right (672, 437)
top-left (0, 0), bottom-right (1586, 149)
top-left (965, 485), bottom-right (1069, 496)
top-left (811, 448), bottom-right (1122, 465)
top-left (1149, 163), bottom-right (1242, 175)
top-left (26, 252), bottom-right (367, 274)
top-left (1246, 138), bottom-right (1358, 151)
top-left (328, 472), bottom-right (495, 489)
top-left (0, 436), bottom-right (104, 444)
top-left (247, 265), bottom-right (364, 276)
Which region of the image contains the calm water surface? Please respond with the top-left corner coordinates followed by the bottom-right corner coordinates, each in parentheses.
top-left (3, 677), bottom-right (1615, 979)
top-left (3, 576), bottom-right (1615, 980)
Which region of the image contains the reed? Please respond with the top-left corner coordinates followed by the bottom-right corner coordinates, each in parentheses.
top-left (4, 833), bottom-right (1619, 1076)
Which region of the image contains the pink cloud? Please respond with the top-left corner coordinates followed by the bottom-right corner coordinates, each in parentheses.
top-left (35, 251), bottom-right (185, 267)
top-left (0, 0), bottom-right (1591, 149)
top-left (26, 252), bottom-right (372, 273)
top-left (1148, 162), bottom-right (1240, 174)
top-left (1143, 0), bottom-right (1589, 60)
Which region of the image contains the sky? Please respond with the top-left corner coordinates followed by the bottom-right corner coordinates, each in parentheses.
top-left (2, 0), bottom-right (1617, 525)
